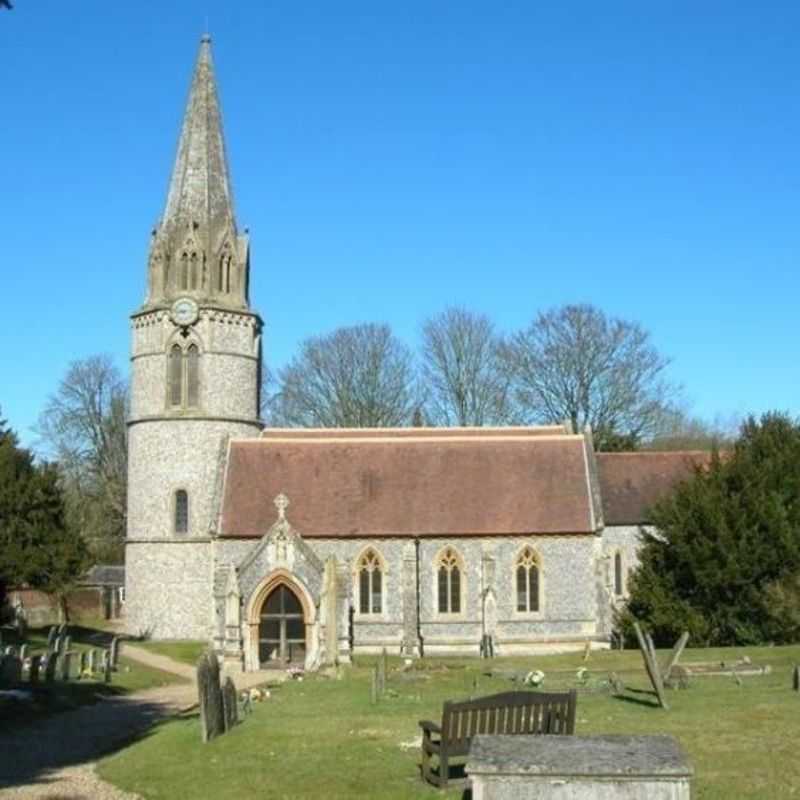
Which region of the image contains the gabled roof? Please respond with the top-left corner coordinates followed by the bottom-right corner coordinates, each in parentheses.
top-left (596, 451), bottom-right (711, 525)
top-left (219, 427), bottom-right (598, 538)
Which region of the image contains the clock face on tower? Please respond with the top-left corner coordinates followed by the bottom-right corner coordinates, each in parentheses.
top-left (171, 297), bottom-right (199, 327)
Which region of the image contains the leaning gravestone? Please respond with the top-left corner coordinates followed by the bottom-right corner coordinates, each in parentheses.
top-left (29, 655), bottom-right (42, 684)
top-left (60, 652), bottom-right (73, 681)
top-left (197, 649), bottom-right (225, 742)
top-left (46, 626), bottom-right (57, 651)
top-left (222, 676), bottom-right (239, 731)
top-left (110, 637), bottom-right (120, 669)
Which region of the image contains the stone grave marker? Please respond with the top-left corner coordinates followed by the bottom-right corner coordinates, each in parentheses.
top-left (222, 676), bottom-right (238, 731)
top-left (79, 651), bottom-right (88, 679)
top-left (60, 651), bottom-right (73, 681)
top-left (110, 637), bottom-right (120, 669)
top-left (103, 651), bottom-right (112, 683)
top-left (29, 654), bottom-right (42, 684)
top-left (44, 654), bottom-right (57, 682)
top-left (63, 635), bottom-right (72, 654)
top-left (19, 644), bottom-right (28, 661)
top-left (46, 626), bottom-right (57, 651)
top-left (197, 649), bottom-right (225, 742)
top-left (88, 649), bottom-right (98, 673)
top-left (0, 653), bottom-right (22, 686)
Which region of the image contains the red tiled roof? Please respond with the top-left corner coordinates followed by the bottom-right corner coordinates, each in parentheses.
top-left (596, 451), bottom-right (711, 525)
top-left (219, 428), bottom-right (597, 538)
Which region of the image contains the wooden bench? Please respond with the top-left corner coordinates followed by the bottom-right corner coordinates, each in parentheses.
top-left (419, 689), bottom-right (577, 788)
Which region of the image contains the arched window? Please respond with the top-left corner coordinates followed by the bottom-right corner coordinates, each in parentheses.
top-left (174, 489), bottom-right (188, 534)
top-left (169, 345), bottom-right (183, 407)
top-left (186, 345), bottom-right (199, 408)
top-left (357, 549), bottom-right (383, 614)
top-left (614, 552), bottom-right (623, 597)
top-left (516, 547), bottom-right (540, 613)
top-left (180, 252), bottom-right (189, 290)
top-left (437, 547), bottom-right (462, 614)
top-left (190, 252), bottom-right (198, 290)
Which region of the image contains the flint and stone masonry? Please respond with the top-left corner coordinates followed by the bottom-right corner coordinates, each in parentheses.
top-left (125, 36), bottom-right (709, 670)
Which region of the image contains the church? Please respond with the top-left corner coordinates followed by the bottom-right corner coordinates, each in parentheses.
top-left (124, 37), bottom-right (701, 671)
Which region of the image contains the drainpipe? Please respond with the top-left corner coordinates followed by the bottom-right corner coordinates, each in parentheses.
top-left (415, 537), bottom-right (424, 658)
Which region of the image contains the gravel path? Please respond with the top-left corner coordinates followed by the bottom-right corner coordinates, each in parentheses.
top-left (0, 650), bottom-right (196, 799)
top-left (0, 645), bottom-right (286, 799)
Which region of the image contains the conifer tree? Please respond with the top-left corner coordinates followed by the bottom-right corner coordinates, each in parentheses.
top-left (619, 412), bottom-right (800, 646)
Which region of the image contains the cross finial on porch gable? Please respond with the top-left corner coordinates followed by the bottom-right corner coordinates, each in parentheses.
top-left (274, 493), bottom-right (290, 521)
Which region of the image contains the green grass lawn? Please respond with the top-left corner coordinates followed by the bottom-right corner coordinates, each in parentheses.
top-left (132, 640), bottom-right (207, 666)
top-left (97, 644), bottom-right (800, 799)
top-left (0, 626), bottom-right (186, 728)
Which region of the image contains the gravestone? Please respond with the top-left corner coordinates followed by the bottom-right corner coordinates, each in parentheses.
top-left (19, 644), bottom-right (28, 661)
top-left (103, 651), bottom-right (112, 683)
top-left (89, 649), bottom-right (98, 673)
top-left (466, 734), bottom-right (693, 800)
top-left (60, 652), bottom-right (73, 681)
top-left (222, 676), bottom-right (238, 731)
top-left (4, 646), bottom-right (14, 656)
top-left (29, 654), bottom-right (42, 684)
top-left (47, 626), bottom-right (57, 651)
top-left (0, 654), bottom-right (22, 686)
top-left (44, 654), bottom-right (57, 682)
top-left (110, 637), bottom-right (120, 669)
top-left (63, 636), bottom-right (72, 654)
top-left (79, 651), bottom-right (88, 679)
top-left (197, 649), bottom-right (225, 742)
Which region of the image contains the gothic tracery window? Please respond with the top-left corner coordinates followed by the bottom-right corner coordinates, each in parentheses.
top-left (516, 546), bottom-right (540, 613)
top-left (186, 345), bottom-right (199, 408)
top-left (437, 547), bottom-right (463, 614)
top-left (169, 345), bottom-right (183, 407)
top-left (357, 549), bottom-right (384, 615)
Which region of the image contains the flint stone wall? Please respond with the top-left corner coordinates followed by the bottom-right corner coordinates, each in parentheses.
top-left (126, 541), bottom-right (212, 639)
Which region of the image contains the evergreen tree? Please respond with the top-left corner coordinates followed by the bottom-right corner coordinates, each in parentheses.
top-left (619, 412), bottom-right (800, 646)
top-left (0, 413), bottom-right (88, 618)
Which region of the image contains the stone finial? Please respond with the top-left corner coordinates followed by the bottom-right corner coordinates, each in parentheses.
top-left (274, 493), bottom-right (290, 521)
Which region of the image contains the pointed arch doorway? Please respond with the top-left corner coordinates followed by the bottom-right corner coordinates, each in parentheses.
top-left (258, 583), bottom-right (306, 666)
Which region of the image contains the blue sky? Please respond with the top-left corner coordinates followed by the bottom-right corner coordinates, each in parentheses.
top-left (2, 1), bottom-right (798, 447)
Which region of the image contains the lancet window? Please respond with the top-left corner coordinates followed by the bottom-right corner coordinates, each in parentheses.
top-left (174, 489), bottom-right (189, 534)
top-left (516, 546), bottom-right (540, 613)
top-left (168, 342), bottom-right (201, 409)
top-left (437, 547), bottom-right (463, 614)
top-left (357, 548), bottom-right (384, 615)
top-left (614, 551), bottom-right (623, 597)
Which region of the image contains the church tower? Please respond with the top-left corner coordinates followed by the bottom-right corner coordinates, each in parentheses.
top-left (125, 36), bottom-right (262, 639)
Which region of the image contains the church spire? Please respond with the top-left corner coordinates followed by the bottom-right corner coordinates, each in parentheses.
top-left (146, 35), bottom-right (249, 309)
top-left (163, 34), bottom-right (236, 234)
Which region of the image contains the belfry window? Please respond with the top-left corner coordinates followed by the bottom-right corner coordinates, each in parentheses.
top-left (180, 252), bottom-right (189, 290)
top-left (174, 490), bottom-right (188, 534)
top-left (437, 547), bottom-right (463, 614)
top-left (168, 343), bottom-right (201, 409)
top-left (516, 546), bottom-right (540, 613)
top-left (357, 549), bottom-right (384, 615)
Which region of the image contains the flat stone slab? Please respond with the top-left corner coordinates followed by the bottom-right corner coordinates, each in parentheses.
top-left (468, 734), bottom-right (693, 778)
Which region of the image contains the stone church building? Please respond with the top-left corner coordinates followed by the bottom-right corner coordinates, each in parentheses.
top-left (125, 37), bottom-right (701, 671)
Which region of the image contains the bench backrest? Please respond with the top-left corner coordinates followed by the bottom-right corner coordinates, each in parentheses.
top-left (441, 690), bottom-right (576, 749)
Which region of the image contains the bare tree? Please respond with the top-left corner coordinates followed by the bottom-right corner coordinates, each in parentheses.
top-left (37, 355), bottom-right (128, 561)
top-left (420, 307), bottom-right (512, 426)
top-left (271, 323), bottom-right (420, 427)
top-left (502, 304), bottom-right (678, 446)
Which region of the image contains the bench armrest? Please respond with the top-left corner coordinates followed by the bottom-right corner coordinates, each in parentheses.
top-left (418, 719), bottom-right (441, 734)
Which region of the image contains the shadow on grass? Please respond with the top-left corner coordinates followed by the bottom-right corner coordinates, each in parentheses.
top-left (611, 689), bottom-right (662, 709)
top-left (0, 689), bottom-right (193, 790)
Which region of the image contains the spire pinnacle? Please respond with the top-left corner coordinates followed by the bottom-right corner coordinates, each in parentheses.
top-left (162, 35), bottom-right (236, 236)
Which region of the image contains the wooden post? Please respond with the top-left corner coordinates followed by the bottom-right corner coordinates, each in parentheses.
top-left (663, 632), bottom-right (689, 680)
top-left (633, 622), bottom-right (669, 710)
